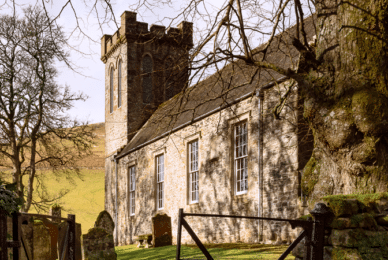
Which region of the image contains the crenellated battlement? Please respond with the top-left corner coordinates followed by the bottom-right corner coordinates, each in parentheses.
top-left (101, 11), bottom-right (193, 60)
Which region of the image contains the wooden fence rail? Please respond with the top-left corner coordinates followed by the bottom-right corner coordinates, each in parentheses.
top-left (0, 209), bottom-right (76, 260)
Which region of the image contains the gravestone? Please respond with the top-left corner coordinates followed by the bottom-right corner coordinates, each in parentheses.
top-left (152, 213), bottom-right (172, 247)
top-left (94, 210), bottom-right (115, 234)
top-left (83, 210), bottom-right (116, 260)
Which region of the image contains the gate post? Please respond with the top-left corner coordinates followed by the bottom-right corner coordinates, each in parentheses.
top-left (67, 214), bottom-right (76, 260)
top-left (176, 208), bottom-right (183, 260)
top-left (12, 212), bottom-right (21, 260)
top-left (310, 203), bottom-right (330, 260)
top-left (0, 209), bottom-right (7, 260)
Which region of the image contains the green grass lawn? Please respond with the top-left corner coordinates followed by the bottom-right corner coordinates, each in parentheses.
top-left (115, 244), bottom-right (294, 260)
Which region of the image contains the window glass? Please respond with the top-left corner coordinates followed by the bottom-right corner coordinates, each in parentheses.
top-left (189, 140), bottom-right (199, 203)
top-left (156, 154), bottom-right (164, 209)
top-left (129, 166), bottom-right (135, 215)
top-left (118, 60), bottom-right (122, 108)
top-left (235, 121), bottom-right (248, 194)
top-left (110, 67), bottom-right (114, 113)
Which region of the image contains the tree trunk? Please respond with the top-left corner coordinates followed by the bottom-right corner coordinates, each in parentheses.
top-left (301, 0), bottom-right (388, 205)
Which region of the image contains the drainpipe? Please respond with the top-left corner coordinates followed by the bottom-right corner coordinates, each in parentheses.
top-left (256, 76), bottom-right (288, 242)
top-left (114, 156), bottom-right (118, 246)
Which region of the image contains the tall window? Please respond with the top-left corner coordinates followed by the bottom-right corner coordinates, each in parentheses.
top-left (110, 67), bottom-right (114, 113)
top-left (189, 140), bottom-right (199, 203)
top-left (234, 121), bottom-right (248, 194)
top-left (129, 166), bottom-right (136, 216)
top-left (156, 154), bottom-right (164, 210)
top-left (165, 58), bottom-right (174, 100)
top-left (142, 55), bottom-right (153, 103)
top-left (118, 60), bottom-right (122, 108)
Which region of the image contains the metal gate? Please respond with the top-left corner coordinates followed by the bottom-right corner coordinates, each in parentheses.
top-left (176, 203), bottom-right (330, 260)
top-left (0, 210), bottom-right (76, 260)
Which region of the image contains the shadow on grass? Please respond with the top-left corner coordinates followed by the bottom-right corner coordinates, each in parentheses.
top-left (116, 244), bottom-right (294, 260)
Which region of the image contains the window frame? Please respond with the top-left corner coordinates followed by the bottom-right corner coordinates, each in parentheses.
top-left (234, 120), bottom-right (248, 195)
top-left (118, 60), bottom-right (122, 108)
top-left (188, 139), bottom-right (199, 204)
top-left (128, 165), bottom-right (136, 216)
top-left (156, 153), bottom-right (165, 210)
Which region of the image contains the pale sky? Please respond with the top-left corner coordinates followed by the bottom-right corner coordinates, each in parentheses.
top-left (0, 0), bottom-right (307, 124)
top-left (0, 0), bottom-right (225, 124)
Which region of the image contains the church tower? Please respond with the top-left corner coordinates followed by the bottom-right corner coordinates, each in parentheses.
top-left (101, 11), bottom-right (193, 219)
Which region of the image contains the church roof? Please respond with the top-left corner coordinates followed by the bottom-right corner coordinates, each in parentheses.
top-left (116, 15), bottom-right (316, 159)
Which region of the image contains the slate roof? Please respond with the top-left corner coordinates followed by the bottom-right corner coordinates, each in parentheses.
top-left (116, 15), bottom-right (316, 159)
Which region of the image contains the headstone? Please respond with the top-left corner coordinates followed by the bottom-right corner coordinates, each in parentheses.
top-left (152, 213), bottom-right (172, 247)
top-left (94, 210), bottom-right (115, 234)
top-left (83, 211), bottom-right (116, 260)
top-left (83, 228), bottom-right (117, 260)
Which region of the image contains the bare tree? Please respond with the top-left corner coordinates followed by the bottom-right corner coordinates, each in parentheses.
top-left (12, 0), bottom-right (387, 202)
top-left (125, 0), bottom-right (388, 203)
top-left (0, 5), bottom-right (94, 213)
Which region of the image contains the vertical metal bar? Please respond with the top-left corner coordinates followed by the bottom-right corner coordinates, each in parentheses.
top-left (310, 203), bottom-right (330, 260)
top-left (176, 208), bottom-right (183, 260)
top-left (304, 218), bottom-right (312, 260)
top-left (67, 214), bottom-right (76, 260)
top-left (0, 210), bottom-right (7, 260)
top-left (12, 212), bottom-right (20, 260)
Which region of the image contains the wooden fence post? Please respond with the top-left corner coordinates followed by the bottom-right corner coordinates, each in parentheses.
top-left (67, 214), bottom-right (76, 260)
top-left (0, 209), bottom-right (7, 260)
top-left (12, 212), bottom-right (21, 260)
top-left (176, 208), bottom-right (183, 260)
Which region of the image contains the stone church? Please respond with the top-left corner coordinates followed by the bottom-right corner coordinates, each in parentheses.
top-left (101, 10), bottom-right (315, 246)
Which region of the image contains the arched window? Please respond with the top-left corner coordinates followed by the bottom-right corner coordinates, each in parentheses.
top-left (118, 60), bottom-right (122, 108)
top-left (165, 58), bottom-right (175, 100)
top-left (142, 55), bottom-right (153, 103)
top-left (110, 67), bottom-right (114, 113)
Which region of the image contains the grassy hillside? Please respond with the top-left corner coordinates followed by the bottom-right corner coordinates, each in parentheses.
top-left (0, 122), bottom-right (106, 234)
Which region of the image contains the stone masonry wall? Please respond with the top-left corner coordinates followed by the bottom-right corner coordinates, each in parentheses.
top-left (103, 11), bottom-right (192, 228)
top-left (293, 193), bottom-right (388, 259)
top-left (261, 83), bottom-right (302, 243)
top-left (107, 81), bottom-right (303, 246)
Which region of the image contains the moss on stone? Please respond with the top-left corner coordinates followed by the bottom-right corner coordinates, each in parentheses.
top-left (84, 227), bottom-right (111, 240)
top-left (330, 247), bottom-right (362, 260)
top-left (298, 214), bottom-right (312, 221)
top-left (33, 219), bottom-right (43, 225)
top-left (351, 89), bottom-right (388, 135)
top-left (51, 203), bottom-right (61, 210)
top-left (301, 156), bottom-right (320, 196)
top-left (330, 213), bottom-right (378, 229)
top-left (322, 192), bottom-right (388, 216)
